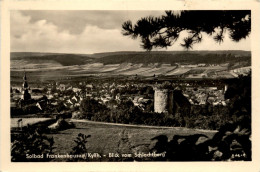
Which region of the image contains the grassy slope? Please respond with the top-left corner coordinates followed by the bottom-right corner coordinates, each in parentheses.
top-left (47, 121), bottom-right (216, 162)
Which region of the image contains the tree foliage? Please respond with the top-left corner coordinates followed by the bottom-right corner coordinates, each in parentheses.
top-left (11, 126), bottom-right (54, 162)
top-left (71, 133), bottom-right (91, 155)
top-left (225, 72), bottom-right (251, 116)
top-left (122, 10), bottom-right (251, 50)
top-left (150, 120), bottom-right (251, 161)
top-left (79, 98), bottom-right (107, 119)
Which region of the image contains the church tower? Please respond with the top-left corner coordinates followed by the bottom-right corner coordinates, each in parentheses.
top-left (21, 71), bottom-right (31, 101)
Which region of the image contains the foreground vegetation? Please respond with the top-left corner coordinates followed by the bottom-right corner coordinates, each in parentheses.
top-left (11, 117), bottom-right (250, 161)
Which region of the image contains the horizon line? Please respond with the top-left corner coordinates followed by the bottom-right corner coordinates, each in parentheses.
top-left (10, 50), bottom-right (251, 55)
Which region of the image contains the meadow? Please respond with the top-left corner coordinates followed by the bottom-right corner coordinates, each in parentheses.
top-left (46, 120), bottom-right (217, 161)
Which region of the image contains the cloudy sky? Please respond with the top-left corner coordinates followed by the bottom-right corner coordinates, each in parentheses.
top-left (11, 10), bottom-right (251, 54)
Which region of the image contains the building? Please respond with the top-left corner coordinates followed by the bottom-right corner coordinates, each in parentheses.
top-left (58, 84), bottom-right (66, 91)
top-left (154, 88), bottom-right (173, 114)
top-left (154, 87), bottom-right (191, 116)
top-left (21, 72), bottom-right (31, 101)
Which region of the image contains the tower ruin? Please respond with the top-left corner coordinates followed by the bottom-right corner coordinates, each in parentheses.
top-left (154, 88), bottom-right (173, 114)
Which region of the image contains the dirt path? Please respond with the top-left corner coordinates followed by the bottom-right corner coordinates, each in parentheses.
top-left (69, 119), bottom-right (218, 133)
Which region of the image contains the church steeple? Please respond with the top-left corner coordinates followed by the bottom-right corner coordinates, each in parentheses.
top-left (23, 72), bottom-right (27, 81)
top-left (21, 70), bottom-right (31, 101)
top-left (23, 71), bottom-right (29, 89)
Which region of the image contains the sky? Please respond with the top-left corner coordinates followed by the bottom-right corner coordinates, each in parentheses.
top-left (11, 10), bottom-right (251, 54)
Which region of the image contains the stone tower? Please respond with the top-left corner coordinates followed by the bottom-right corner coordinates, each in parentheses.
top-left (21, 72), bottom-right (31, 101)
top-left (154, 88), bottom-right (173, 114)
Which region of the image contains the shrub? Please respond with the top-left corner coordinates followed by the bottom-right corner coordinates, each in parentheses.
top-left (150, 120), bottom-right (251, 161)
top-left (48, 118), bottom-right (75, 131)
top-left (69, 133), bottom-right (91, 161)
top-left (11, 126), bottom-right (54, 162)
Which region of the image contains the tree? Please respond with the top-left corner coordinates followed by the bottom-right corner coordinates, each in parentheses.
top-left (11, 126), bottom-right (54, 162)
top-left (122, 10), bottom-right (251, 50)
top-left (56, 101), bottom-right (66, 112)
top-left (225, 72), bottom-right (251, 123)
top-left (79, 98), bottom-right (107, 119)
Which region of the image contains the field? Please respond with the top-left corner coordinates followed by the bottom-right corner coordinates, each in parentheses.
top-left (11, 62), bottom-right (239, 85)
top-left (46, 120), bottom-right (217, 162)
top-left (10, 50), bottom-right (251, 84)
top-left (11, 118), bottom-right (53, 128)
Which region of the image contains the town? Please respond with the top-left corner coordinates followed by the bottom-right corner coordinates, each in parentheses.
top-left (10, 68), bottom-right (251, 162)
top-left (11, 71), bottom-right (229, 128)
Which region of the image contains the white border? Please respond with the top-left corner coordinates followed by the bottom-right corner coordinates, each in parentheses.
top-left (1, 0), bottom-right (260, 171)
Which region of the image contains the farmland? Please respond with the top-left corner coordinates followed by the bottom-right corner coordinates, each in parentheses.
top-left (10, 51), bottom-right (251, 85)
top-left (10, 62), bottom-right (238, 85)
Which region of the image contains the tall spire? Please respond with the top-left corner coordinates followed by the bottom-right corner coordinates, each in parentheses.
top-left (23, 71), bottom-right (28, 89)
top-left (21, 69), bottom-right (31, 101)
top-left (23, 71), bottom-right (27, 81)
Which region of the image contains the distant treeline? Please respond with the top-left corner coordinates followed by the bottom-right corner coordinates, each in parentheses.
top-left (11, 54), bottom-right (94, 66)
top-left (96, 53), bottom-right (251, 65)
top-left (11, 51), bottom-right (251, 66)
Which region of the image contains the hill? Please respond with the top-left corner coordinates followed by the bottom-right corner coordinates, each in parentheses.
top-left (11, 52), bottom-right (93, 58)
top-left (96, 51), bottom-right (251, 65)
top-left (11, 50), bottom-right (251, 66)
top-left (11, 53), bottom-right (94, 66)
top-left (10, 51), bottom-right (251, 81)
top-left (89, 50), bottom-right (250, 58)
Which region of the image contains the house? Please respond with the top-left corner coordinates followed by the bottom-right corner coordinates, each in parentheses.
top-left (66, 86), bottom-right (73, 91)
top-left (58, 84), bottom-right (66, 91)
top-left (36, 100), bottom-right (48, 111)
top-left (73, 87), bottom-right (82, 93)
top-left (86, 84), bottom-right (93, 90)
top-left (101, 97), bottom-right (110, 104)
top-left (86, 93), bottom-right (92, 97)
top-left (66, 95), bottom-right (81, 107)
top-left (11, 101), bottom-right (17, 108)
top-left (12, 86), bottom-right (22, 93)
top-left (198, 63), bottom-right (206, 67)
top-left (47, 94), bottom-right (54, 99)
top-left (115, 93), bottom-right (121, 101)
top-left (51, 101), bottom-right (58, 106)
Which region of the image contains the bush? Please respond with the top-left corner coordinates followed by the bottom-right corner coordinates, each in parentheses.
top-left (150, 120), bottom-right (251, 161)
top-left (72, 111), bottom-right (84, 119)
top-left (48, 118), bottom-right (75, 131)
top-left (69, 133), bottom-right (91, 162)
top-left (11, 126), bottom-right (54, 162)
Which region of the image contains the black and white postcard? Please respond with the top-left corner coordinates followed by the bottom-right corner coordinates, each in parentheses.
top-left (1, 0), bottom-right (260, 171)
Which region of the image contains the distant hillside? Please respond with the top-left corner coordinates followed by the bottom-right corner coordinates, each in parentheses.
top-left (11, 51), bottom-right (251, 67)
top-left (90, 50), bottom-right (250, 58)
top-left (96, 51), bottom-right (251, 65)
top-left (11, 51), bottom-right (251, 80)
top-left (11, 52), bottom-right (93, 58)
top-left (11, 52), bottom-right (68, 58)
top-left (11, 53), bottom-right (94, 66)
